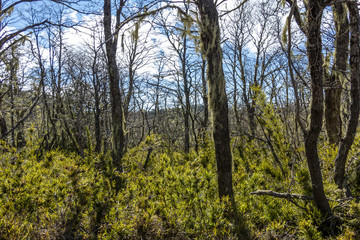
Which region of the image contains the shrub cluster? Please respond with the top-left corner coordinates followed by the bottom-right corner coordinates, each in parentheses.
top-left (1, 124), bottom-right (360, 239)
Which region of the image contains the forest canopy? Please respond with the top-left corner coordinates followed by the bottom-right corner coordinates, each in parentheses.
top-left (1, 0), bottom-right (360, 239)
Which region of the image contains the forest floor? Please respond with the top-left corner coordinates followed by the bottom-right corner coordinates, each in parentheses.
top-left (0, 133), bottom-right (360, 239)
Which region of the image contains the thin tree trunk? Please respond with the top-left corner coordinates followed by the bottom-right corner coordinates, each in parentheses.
top-left (91, 48), bottom-right (102, 153)
top-left (104, 0), bottom-right (126, 171)
top-left (247, 104), bottom-right (256, 137)
top-left (124, 37), bottom-right (137, 121)
top-left (232, 42), bottom-right (241, 129)
top-left (0, 96), bottom-right (7, 140)
top-left (93, 78), bottom-right (102, 153)
top-left (334, 1), bottom-right (360, 189)
top-left (286, 0), bottom-right (306, 135)
top-left (325, 3), bottom-right (349, 145)
top-left (304, 0), bottom-right (332, 216)
top-left (10, 66), bottom-right (15, 146)
top-left (183, 32), bottom-right (190, 154)
top-left (238, 46), bottom-right (254, 138)
top-left (200, 57), bottom-right (208, 142)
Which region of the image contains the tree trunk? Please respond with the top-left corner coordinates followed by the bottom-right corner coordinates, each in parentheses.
top-left (91, 48), bottom-right (102, 154)
top-left (200, 57), bottom-right (208, 142)
top-left (183, 32), bottom-right (190, 154)
top-left (197, 0), bottom-right (233, 199)
top-left (104, 0), bottom-right (126, 171)
top-left (0, 96), bottom-right (7, 140)
top-left (232, 43), bottom-right (241, 129)
top-left (196, 1), bottom-right (249, 237)
top-left (334, 1), bottom-right (360, 189)
top-left (124, 38), bottom-right (137, 121)
top-left (247, 103), bottom-right (256, 137)
top-left (304, 0), bottom-right (332, 216)
top-left (325, 3), bottom-right (349, 145)
top-left (93, 77), bottom-right (102, 153)
top-left (184, 102), bottom-right (190, 153)
top-left (9, 55), bottom-right (16, 146)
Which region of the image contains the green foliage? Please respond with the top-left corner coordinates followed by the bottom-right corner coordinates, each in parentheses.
top-left (298, 218), bottom-right (323, 240)
top-left (231, 92), bottom-right (360, 239)
top-left (1, 128), bottom-right (360, 239)
top-left (346, 132), bottom-right (360, 198)
top-left (0, 135), bottom-right (232, 239)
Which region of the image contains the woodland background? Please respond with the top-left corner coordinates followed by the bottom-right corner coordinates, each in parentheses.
top-left (1, 0), bottom-right (360, 239)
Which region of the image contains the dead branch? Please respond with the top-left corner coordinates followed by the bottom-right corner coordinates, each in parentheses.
top-left (251, 190), bottom-right (313, 201)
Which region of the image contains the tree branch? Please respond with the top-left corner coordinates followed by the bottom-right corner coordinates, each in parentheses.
top-left (218, 0), bottom-right (248, 18)
top-left (251, 190), bottom-right (313, 200)
top-left (1, 95), bottom-right (40, 139)
top-left (285, 0), bottom-right (306, 34)
top-left (0, 20), bottom-right (48, 52)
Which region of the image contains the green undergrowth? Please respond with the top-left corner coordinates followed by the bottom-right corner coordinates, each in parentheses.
top-left (1, 130), bottom-right (360, 239)
top-left (0, 135), bottom-right (233, 239)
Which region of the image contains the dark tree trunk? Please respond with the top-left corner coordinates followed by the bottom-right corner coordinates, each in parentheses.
top-left (184, 95), bottom-right (190, 154)
top-left (124, 38), bottom-right (137, 121)
top-left (94, 98), bottom-right (101, 153)
top-left (102, 82), bottom-right (111, 155)
top-left (325, 3), bottom-right (349, 145)
top-left (238, 47), bottom-right (255, 138)
top-left (183, 44), bottom-right (190, 154)
top-left (93, 81), bottom-right (102, 153)
top-left (197, 0), bottom-right (233, 199)
top-left (104, 0), bottom-right (126, 171)
top-left (334, 1), bottom-right (360, 189)
top-left (0, 96), bottom-right (7, 140)
top-left (304, 0), bottom-right (332, 216)
top-left (196, 1), bottom-right (249, 237)
top-left (196, 2), bottom-right (250, 237)
top-left (0, 117), bottom-right (7, 140)
top-left (232, 43), bottom-right (241, 129)
top-left (91, 50), bottom-right (102, 153)
top-left (9, 53), bottom-right (16, 146)
top-left (200, 57), bottom-right (208, 141)
top-left (247, 103), bottom-right (256, 137)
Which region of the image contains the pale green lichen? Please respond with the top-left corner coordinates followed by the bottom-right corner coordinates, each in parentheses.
top-left (282, 18), bottom-right (288, 45)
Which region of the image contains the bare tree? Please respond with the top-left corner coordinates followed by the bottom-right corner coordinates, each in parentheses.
top-left (155, 3), bottom-right (198, 154)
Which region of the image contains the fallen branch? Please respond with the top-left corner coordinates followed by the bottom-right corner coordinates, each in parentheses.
top-left (250, 190), bottom-right (313, 201)
top-left (251, 190), bottom-right (359, 202)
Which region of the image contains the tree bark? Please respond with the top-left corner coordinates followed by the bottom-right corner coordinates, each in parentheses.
top-left (183, 33), bottom-right (191, 154)
top-left (325, 3), bottom-right (349, 145)
top-left (304, 0), bottom-right (332, 216)
top-left (92, 60), bottom-right (102, 154)
top-left (0, 96), bottom-right (7, 140)
top-left (200, 57), bottom-right (209, 142)
top-left (197, 0), bottom-right (233, 199)
top-left (104, 0), bottom-right (126, 171)
top-left (196, 1), bottom-right (249, 237)
top-left (334, 1), bottom-right (360, 189)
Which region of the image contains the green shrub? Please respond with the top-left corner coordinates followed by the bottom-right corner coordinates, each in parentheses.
top-left (1, 129), bottom-right (360, 239)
